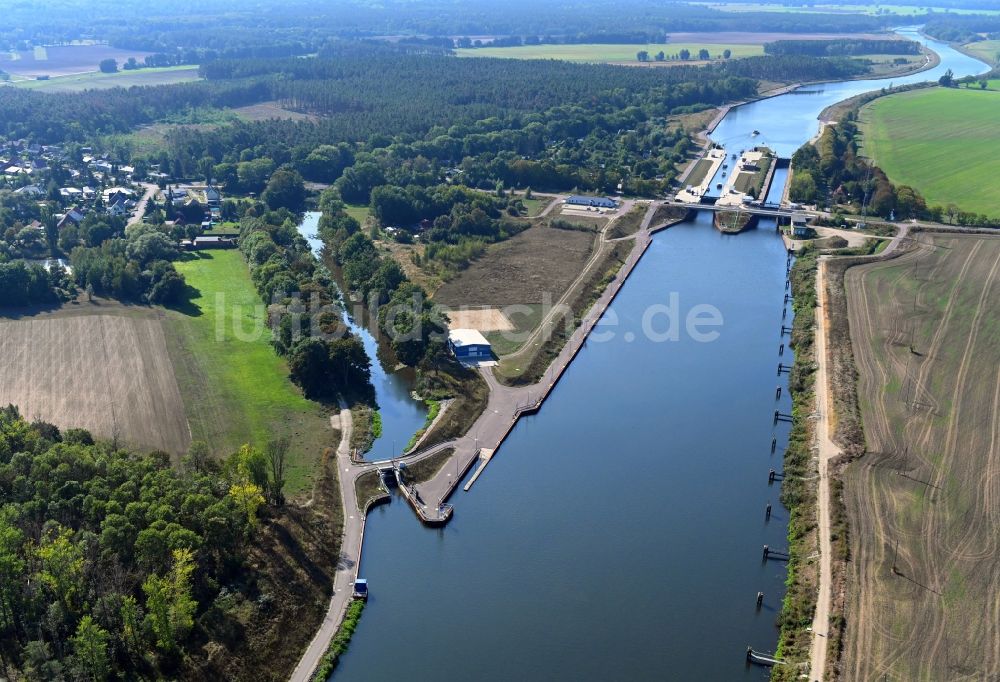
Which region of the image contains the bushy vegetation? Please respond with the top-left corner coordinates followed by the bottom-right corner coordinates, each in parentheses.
top-left (0, 260), bottom-right (75, 306)
top-left (0, 405), bottom-right (287, 679)
top-left (771, 248), bottom-right (819, 679)
top-left (69, 222), bottom-right (188, 305)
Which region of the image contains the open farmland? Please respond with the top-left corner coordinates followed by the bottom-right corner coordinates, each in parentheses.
top-left (840, 233), bottom-right (1000, 680)
top-left (859, 85), bottom-right (1000, 219)
top-left (167, 250), bottom-right (335, 495)
top-left (0, 44), bottom-right (151, 77)
top-left (455, 42), bottom-right (763, 62)
top-left (962, 39), bottom-right (1000, 67)
top-left (0, 305), bottom-right (190, 454)
top-left (11, 65), bottom-right (200, 92)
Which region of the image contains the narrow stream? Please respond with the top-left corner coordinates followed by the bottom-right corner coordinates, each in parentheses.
top-left (296, 212), bottom-right (427, 456)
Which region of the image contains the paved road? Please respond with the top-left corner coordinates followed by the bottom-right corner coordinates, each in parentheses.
top-left (128, 182), bottom-right (157, 227)
top-left (289, 406), bottom-right (361, 682)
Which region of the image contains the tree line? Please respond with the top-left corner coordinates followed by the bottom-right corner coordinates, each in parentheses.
top-left (234, 209), bottom-right (373, 400)
top-left (764, 39), bottom-right (921, 57)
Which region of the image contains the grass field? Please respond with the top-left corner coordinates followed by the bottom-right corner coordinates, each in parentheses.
top-left (859, 86), bottom-right (1000, 219)
top-left (0, 303), bottom-right (191, 455)
top-left (963, 39), bottom-right (1000, 67)
top-left (11, 65), bottom-right (200, 92)
top-left (344, 203), bottom-right (371, 224)
top-left (841, 234), bottom-right (1000, 680)
top-left (167, 250), bottom-right (335, 495)
top-left (456, 42), bottom-right (763, 62)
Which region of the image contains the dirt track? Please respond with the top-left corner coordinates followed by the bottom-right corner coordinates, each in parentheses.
top-left (0, 309), bottom-right (190, 454)
top-left (841, 233), bottom-right (1000, 680)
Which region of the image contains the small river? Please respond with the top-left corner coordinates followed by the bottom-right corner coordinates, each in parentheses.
top-left (297, 212), bottom-right (427, 456)
top-left (308, 30), bottom-right (986, 680)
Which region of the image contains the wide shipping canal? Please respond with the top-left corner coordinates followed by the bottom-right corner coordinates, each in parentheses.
top-left (330, 29), bottom-right (986, 681)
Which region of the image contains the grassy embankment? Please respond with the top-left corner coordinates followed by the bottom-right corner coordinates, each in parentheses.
top-left (770, 248), bottom-right (819, 680)
top-left (859, 84), bottom-right (1000, 219)
top-left (167, 250), bottom-right (335, 495)
top-left (311, 600), bottom-right (365, 681)
top-left (355, 470), bottom-right (388, 511)
top-left (455, 42), bottom-right (763, 62)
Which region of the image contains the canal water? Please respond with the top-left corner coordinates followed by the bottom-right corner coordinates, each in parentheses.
top-left (326, 31), bottom-right (987, 680)
top-left (710, 27), bottom-right (987, 157)
top-left (297, 212), bottom-right (427, 457)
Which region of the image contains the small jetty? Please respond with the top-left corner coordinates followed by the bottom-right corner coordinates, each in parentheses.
top-left (746, 646), bottom-right (785, 666)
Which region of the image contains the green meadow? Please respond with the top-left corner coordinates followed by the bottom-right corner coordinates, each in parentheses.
top-left (859, 85), bottom-right (1000, 219)
top-left (167, 250), bottom-right (335, 494)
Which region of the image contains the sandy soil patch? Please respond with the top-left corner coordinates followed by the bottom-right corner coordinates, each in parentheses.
top-left (443, 308), bottom-right (515, 332)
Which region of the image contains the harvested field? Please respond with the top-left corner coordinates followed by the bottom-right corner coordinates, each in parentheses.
top-left (444, 308), bottom-right (514, 332)
top-left (0, 306), bottom-right (190, 454)
top-left (840, 233), bottom-right (1000, 680)
top-left (0, 44), bottom-right (151, 77)
top-left (12, 66), bottom-right (199, 92)
top-left (433, 223), bottom-right (595, 309)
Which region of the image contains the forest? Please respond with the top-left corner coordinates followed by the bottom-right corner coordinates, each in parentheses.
top-left (0, 405), bottom-right (285, 679)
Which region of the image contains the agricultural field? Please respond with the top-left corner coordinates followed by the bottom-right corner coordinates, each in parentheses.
top-left (0, 44), bottom-right (152, 78)
top-left (166, 250), bottom-right (335, 495)
top-left (0, 304), bottom-right (190, 454)
top-left (698, 2), bottom-right (1000, 15)
top-left (962, 39), bottom-right (1000, 67)
top-left (841, 233), bottom-right (1000, 680)
top-left (859, 85), bottom-right (1000, 219)
top-left (11, 65), bottom-right (200, 92)
top-left (455, 42), bottom-right (763, 63)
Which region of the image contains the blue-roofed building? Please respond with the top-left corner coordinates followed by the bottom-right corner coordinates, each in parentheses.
top-left (566, 195), bottom-right (618, 209)
top-left (448, 328), bottom-right (492, 361)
